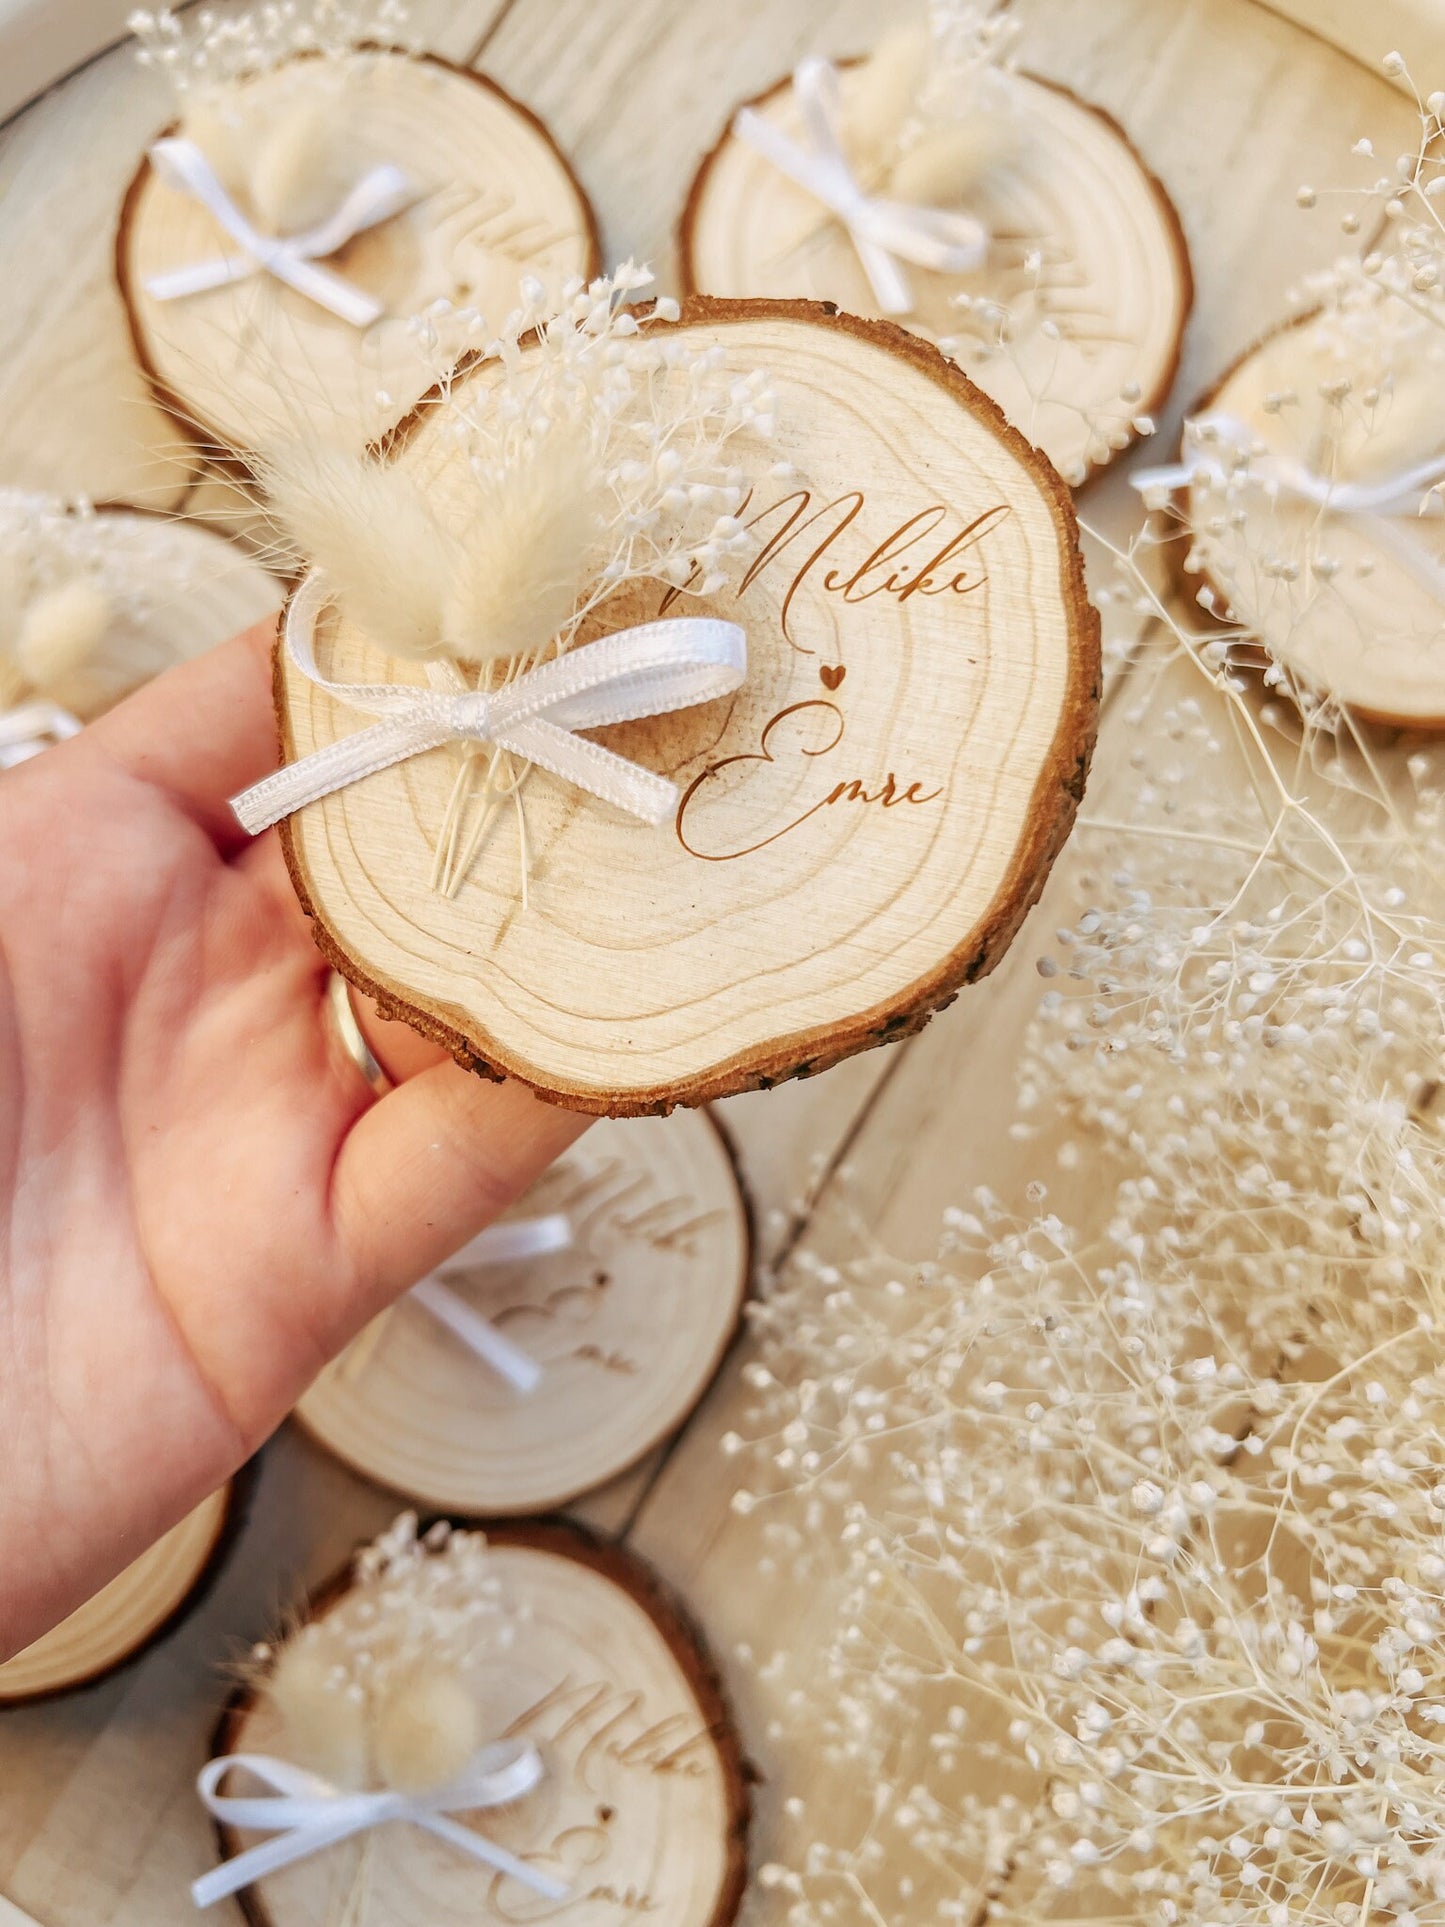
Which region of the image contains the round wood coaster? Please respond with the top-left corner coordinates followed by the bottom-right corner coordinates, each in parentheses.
top-left (117, 52), bottom-right (601, 463)
top-left (1170, 314), bottom-right (1445, 728)
top-left (277, 298), bottom-right (1100, 1115)
top-left (297, 1111), bottom-right (751, 1513)
top-left (0, 1483), bottom-right (236, 1703)
top-left (0, 489), bottom-right (283, 719)
top-left (214, 1520), bottom-right (749, 1927)
top-left (680, 67), bottom-right (1191, 487)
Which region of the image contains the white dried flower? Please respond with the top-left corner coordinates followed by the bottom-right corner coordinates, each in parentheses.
top-left (263, 265), bottom-right (775, 895)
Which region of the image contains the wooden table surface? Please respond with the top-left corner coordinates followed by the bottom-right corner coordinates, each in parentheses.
top-left (0, 1), bottom-right (1427, 1921)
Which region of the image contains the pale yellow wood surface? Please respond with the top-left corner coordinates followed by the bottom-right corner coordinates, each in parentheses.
top-left (296, 1112), bottom-right (751, 1514)
top-left (121, 49), bottom-right (599, 459)
top-left (683, 64), bottom-right (1192, 484)
top-left (0, 2), bottom-right (1433, 1925)
top-left (226, 1530), bottom-right (742, 1927)
top-left (0, 1491), bottom-right (230, 1704)
top-left (1178, 312), bottom-right (1445, 724)
top-left (0, 1), bottom-right (509, 506)
top-left (281, 308), bottom-right (1094, 1112)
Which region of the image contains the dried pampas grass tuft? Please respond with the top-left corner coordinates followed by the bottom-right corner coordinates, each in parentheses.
top-left (15, 581), bottom-right (113, 696)
top-left (887, 110), bottom-right (1016, 207)
top-left (442, 433), bottom-right (596, 663)
top-left (181, 94), bottom-right (249, 199)
top-left (0, 547), bottom-right (28, 666)
top-left (372, 1661), bottom-right (483, 1794)
top-left (250, 93), bottom-right (357, 235)
top-left (262, 441), bottom-right (457, 660)
top-left (267, 1631), bottom-right (370, 1791)
top-left (844, 18), bottom-right (930, 185)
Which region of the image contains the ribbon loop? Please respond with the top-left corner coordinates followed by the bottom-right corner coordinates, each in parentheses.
top-left (414, 1212), bottom-right (574, 1394)
top-left (229, 571), bottom-right (748, 837)
top-left (0, 700), bottom-right (82, 769)
top-left (193, 1742), bottom-right (565, 1909)
top-left (734, 55), bottom-right (989, 316)
top-left (145, 138), bottom-right (416, 327)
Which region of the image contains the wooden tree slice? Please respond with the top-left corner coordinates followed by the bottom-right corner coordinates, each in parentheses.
top-left (0, 1483), bottom-right (235, 1703)
top-left (117, 52), bottom-right (601, 463)
top-left (1171, 316), bottom-right (1445, 728)
top-left (296, 1111), bottom-right (750, 1513)
top-left (278, 298), bottom-right (1100, 1115)
top-left (0, 488), bottom-right (284, 719)
top-left (680, 67), bottom-right (1192, 487)
top-left (213, 1520), bottom-right (749, 1927)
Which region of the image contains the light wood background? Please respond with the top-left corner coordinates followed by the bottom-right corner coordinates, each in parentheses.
top-left (0, 2), bottom-right (1429, 1923)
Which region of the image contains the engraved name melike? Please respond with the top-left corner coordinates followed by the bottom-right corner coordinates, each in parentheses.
top-left (665, 487), bottom-right (1010, 861)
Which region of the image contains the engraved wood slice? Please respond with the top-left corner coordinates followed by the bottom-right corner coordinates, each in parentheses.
top-left (680, 67), bottom-right (1192, 487)
top-left (296, 1111), bottom-right (751, 1513)
top-left (1173, 315), bottom-right (1445, 728)
top-left (278, 298), bottom-right (1100, 1115)
top-left (0, 1484), bottom-right (234, 1703)
top-left (214, 1523), bottom-right (749, 1927)
top-left (117, 51), bottom-right (602, 463)
top-left (0, 490), bottom-right (284, 716)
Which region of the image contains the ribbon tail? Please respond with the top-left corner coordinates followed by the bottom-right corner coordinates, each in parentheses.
top-left (1366, 515), bottom-right (1445, 604)
top-left (853, 236), bottom-right (914, 315)
top-left (268, 252), bottom-right (384, 328)
top-left (145, 254), bottom-right (260, 299)
top-left (446, 1215), bottom-right (572, 1267)
top-left (416, 1813), bottom-right (569, 1902)
top-left (496, 716), bottom-right (680, 824)
top-left (231, 714), bottom-right (456, 834)
top-left (1131, 460), bottom-right (1201, 498)
top-left (409, 1278), bottom-right (542, 1395)
top-left (192, 1807), bottom-right (373, 1909)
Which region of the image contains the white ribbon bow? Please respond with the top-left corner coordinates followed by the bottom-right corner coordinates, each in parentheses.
top-left (1134, 412), bottom-right (1445, 601)
top-left (410, 1213), bottom-right (572, 1395)
top-left (193, 1742), bottom-right (566, 1908)
top-left (733, 55), bottom-right (989, 316)
top-left (0, 700), bottom-right (82, 770)
top-left (230, 571), bottom-right (748, 835)
top-left (145, 137), bottom-right (416, 327)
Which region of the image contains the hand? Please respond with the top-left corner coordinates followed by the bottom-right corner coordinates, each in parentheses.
top-left (0, 622), bottom-right (587, 1658)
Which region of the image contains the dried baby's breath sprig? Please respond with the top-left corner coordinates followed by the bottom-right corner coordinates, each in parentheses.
top-left (1138, 73), bottom-right (1445, 718)
top-left (247, 1517), bottom-right (515, 1803)
top-left (263, 264), bottom-right (775, 896)
top-left (128, 1), bottom-right (416, 95)
top-left (716, 99), bottom-right (1445, 1900)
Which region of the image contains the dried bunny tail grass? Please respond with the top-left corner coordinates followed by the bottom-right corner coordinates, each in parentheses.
top-left (441, 431), bottom-right (598, 664)
top-left (372, 1661), bottom-right (483, 1794)
top-left (843, 15), bottom-right (930, 182)
top-left (887, 111), bottom-right (1017, 207)
top-left (250, 92), bottom-right (357, 235)
top-left (260, 440), bottom-right (456, 659)
top-left (15, 581), bottom-right (114, 696)
top-left (180, 94), bottom-right (249, 197)
top-left (267, 1629), bottom-right (370, 1790)
top-left (0, 546), bottom-right (28, 663)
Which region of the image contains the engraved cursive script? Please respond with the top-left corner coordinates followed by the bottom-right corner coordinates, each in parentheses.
top-left (662, 487), bottom-right (1012, 651)
top-left (676, 699), bottom-right (942, 862)
top-left (504, 1677), bottom-right (716, 1793)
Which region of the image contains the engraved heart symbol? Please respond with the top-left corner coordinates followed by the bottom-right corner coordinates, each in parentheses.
top-left (820, 663), bottom-right (846, 691)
